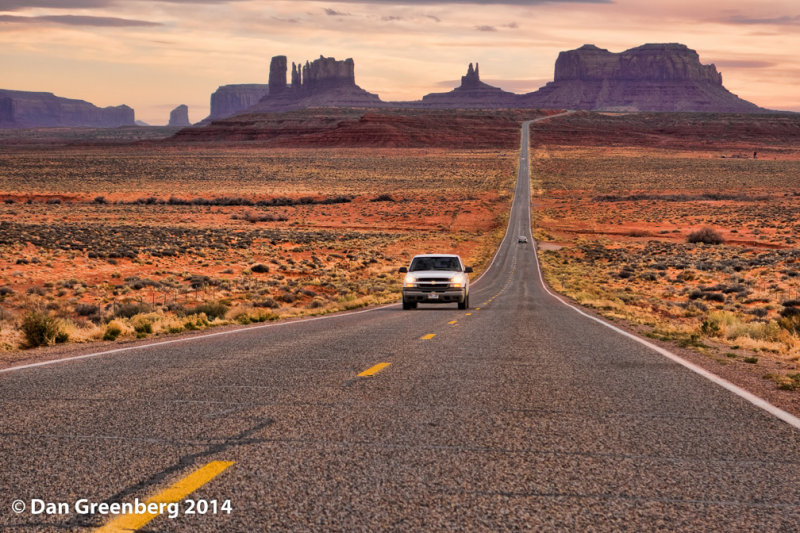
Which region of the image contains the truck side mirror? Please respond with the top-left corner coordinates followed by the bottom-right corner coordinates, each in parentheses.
top-left (398, 267), bottom-right (408, 273)
top-left (464, 266), bottom-right (473, 273)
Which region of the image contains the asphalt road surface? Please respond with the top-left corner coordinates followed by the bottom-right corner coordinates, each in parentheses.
top-left (2, 118), bottom-right (800, 532)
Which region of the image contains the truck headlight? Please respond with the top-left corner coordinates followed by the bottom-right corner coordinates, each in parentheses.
top-left (404, 275), bottom-right (415, 288)
top-left (450, 276), bottom-right (463, 288)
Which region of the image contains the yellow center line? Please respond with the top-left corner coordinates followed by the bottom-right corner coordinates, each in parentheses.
top-left (420, 333), bottom-right (436, 340)
top-left (476, 307), bottom-right (481, 310)
top-left (94, 461), bottom-right (234, 533)
top-left (448, 320), bottom-right (457, 325)
top-left (465, 313), bottom-right (472, 316)
top-left (357, 362), bottom-right (391, 377)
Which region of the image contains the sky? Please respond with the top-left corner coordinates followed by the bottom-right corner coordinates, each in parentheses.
top-left (2, 0), bottom-right (799, 124)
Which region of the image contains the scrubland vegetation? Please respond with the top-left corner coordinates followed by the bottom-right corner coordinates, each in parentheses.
top-left (0, 147), bottom-right (515, 358)
top-left (532, 143), bottom-right (800, 390)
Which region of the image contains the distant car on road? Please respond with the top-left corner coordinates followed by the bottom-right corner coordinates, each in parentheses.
top-left (399, 254), bottom-right (472, 310)
top-left (518, 235), bottom-right (528, 243)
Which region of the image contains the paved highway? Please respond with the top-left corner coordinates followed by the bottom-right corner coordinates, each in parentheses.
top-left (2, 118), bottom-right (800, 531)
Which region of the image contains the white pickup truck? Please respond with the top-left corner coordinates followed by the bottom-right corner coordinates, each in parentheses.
top-left (398, 254), bottom-right (472, 310)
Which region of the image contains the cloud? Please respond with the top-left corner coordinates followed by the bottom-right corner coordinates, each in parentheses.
top-left (324, 8), bottom-right (350, 16)
top-left (324, 0), bottom-right (610, 4)
top-left (0, 14), bottom-right (161, 26)
top-left (0, 0), bottom-right (246, 9)
top-left (713, 59), bottom-right (776, 69)
top-left (426, 14), bottom-right (441, 22)
top-left (720, 15), bottom-right (800, 26)
top-left (475, 24), bottom-right (497, 31)
top-left (382, 15), bottom-right (403, 21)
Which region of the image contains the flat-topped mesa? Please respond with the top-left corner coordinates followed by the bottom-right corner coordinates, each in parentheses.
top-left (522, 43), bottom-right (760, 112)
top-left (206, 84), bottom-right (269, 122)
top-left (555, 43), bottom-right (723, 84)
top-left (0, 89), bottom-right (135, 128)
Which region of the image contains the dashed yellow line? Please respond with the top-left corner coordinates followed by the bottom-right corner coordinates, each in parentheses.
top-left (465, 313), bottom-right (472, 316)
top-left (94, 461), bottom-right (235, 533)
top-left (448, 320), bottom-right (457, 325)
top-left (358, 362), bottom-right (391, 377)
top-left (420, 333), bottom-right (436, 340)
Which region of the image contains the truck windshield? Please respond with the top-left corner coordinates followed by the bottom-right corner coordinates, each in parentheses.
top-left (409, 257), bottom-right (461, 272)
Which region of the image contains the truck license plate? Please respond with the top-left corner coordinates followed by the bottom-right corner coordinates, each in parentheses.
top-left (427, 293), bottom-right (439, 300)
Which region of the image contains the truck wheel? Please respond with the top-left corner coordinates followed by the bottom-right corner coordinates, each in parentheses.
top-left (458, 293), bottom-right (469, 310)
top-left (403, 300), bottom-right (417, 310)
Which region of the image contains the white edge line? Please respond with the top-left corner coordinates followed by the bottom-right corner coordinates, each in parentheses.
top-left (0, 302), bottom-right (398, 374)
top-left (525, 125), bottom-right (800, 432)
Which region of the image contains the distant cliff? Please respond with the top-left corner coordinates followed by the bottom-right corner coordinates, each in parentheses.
top-left (205, 84), bottom-right (269, 122)
top-left (0, 90), bottom-right (135, 128)
top-left (521, 44), bottom-right (762, 112)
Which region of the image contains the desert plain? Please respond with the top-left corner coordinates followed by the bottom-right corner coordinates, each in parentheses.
top-left (2, 109), bottom-right (800, 401)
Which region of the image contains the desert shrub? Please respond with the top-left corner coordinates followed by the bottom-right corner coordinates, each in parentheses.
top-left (114, 302), bottom-right (150, 319)
top-left (103, 321), bottom-right (123, 341)
top-left (251, 263), bottom-right (270, 273)
top-left (93, 196), bottom-right (107, 204)
top-left (370, 194), bottom-right (395, 202)
top-left (21, 310), bottom-right (68, 347)
top-left (187, 301), bottom-right (228, 320)
top-left (688, 227), bottom-right (724, 245)
top-left (74, 303), bottom-right (100, 317)
top-left (0, 286), bottom-right (13, 296)
top-left (779, 313), bottom-right (800, 335)
top-left (253, 298), bottom-right (277, 308)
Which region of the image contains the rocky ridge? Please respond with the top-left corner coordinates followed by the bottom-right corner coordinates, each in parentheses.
top-left (0, 90), bottom-right (135, 128)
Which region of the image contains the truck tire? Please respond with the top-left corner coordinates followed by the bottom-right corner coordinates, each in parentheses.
top-left (403, 299), bottom-right (417, 310)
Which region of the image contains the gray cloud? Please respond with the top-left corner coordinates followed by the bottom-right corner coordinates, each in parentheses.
top-left (721, 15), bottom-right (800, 25)
top-left (382, 15), bottom-right (403, 21)
top-left (324, 8), bottom-right (350, 16)
top-left (0, 14), bottom-right (161, 26)
top-left (713, 59), bottom-right (776, 69)
top-left (0, 0), bottom-right (246, 10)
top-left (330, 0), bottom-right (609, 4)
top-left (475, 24), bottom-right (497, 31)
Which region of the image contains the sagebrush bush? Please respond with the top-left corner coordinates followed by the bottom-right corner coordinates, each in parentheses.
top-left (187, 301), bottom-right (228, 320)
top-left (688, 227), bottom-right (724, 245)
top-left (21, 310), bottom-right (67, 347)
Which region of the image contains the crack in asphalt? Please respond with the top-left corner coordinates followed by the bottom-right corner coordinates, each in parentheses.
top-left (59, 416), bottom-right (275, 529)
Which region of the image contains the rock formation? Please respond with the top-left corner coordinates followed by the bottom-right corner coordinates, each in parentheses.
top-left (521, 44), bottom-right (762, 112)
top-left (168, 104), bottom-right (191, 127)
top-left (269, 56), bottom-right (288, 95)
top-left (422, 62), bottom-right (518, 107)
top-left (204, 84), bottom-right (269, 122)
top-left (250, 55), bottom-right (380, 112)
top-left (0, 89), bottom-right (135, 128)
